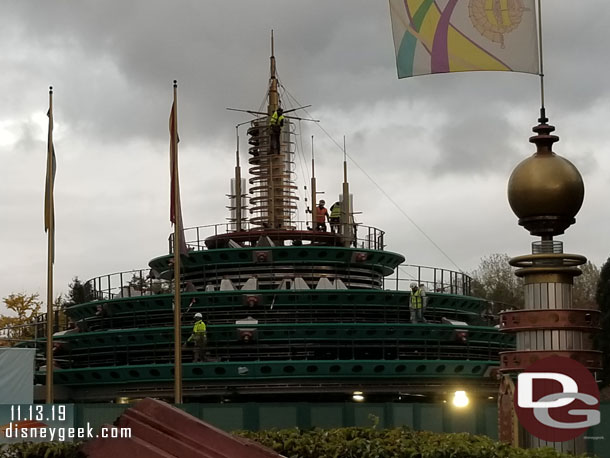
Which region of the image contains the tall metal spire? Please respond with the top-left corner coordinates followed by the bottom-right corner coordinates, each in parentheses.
top-left (268, 30), bottom-right (279, 113)
top-left (341, 136), bottom-right (352, 247)
top-left (240, 33), bottom-right (298, 230)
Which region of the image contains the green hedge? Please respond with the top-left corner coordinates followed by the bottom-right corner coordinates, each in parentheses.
top-left (0, 442), bottom-right (84, 458)
top-left (1, 429), bottom-right (591, 458)
top-left (236, 427), bottom-right (589, 458)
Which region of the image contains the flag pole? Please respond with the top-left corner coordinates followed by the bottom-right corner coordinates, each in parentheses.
top-left (310, 136), bottom-right (317, 229)
top-left (537, 0), bottom-right (547, 122)
top-left (45, 86), bottom-right (55, 404)
top-left (171, 80), bottom-right (183, 403)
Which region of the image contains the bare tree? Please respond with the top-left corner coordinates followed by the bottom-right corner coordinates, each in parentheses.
top-left (470, 253), bottom-right (523, 309)
top-left (573, 261), bottom-right (600, 309)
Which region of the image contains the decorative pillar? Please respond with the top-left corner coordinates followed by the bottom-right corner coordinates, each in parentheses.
top-left (498, 119), bottom-right (603, 454)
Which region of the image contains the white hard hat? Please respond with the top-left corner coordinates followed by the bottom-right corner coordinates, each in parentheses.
top-left (194, 313), bottom-right (202, 319)
top-left (409, 282), bottom-right (417, 288)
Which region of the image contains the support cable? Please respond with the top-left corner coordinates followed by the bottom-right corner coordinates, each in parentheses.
top-left (281, 87), bottom-right (463, 272)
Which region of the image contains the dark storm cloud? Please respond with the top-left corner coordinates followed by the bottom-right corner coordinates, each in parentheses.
top-left (5, 0), bottom-right (607, 153)
top-left (3, 0), bottom-right (391, 147)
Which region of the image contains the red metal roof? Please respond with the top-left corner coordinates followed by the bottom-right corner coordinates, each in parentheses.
top-left (82, 398), bottom-right (284, 458)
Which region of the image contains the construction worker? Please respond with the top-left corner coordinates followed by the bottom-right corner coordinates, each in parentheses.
top-left (410, 282), bottom-right (426, 324)
top-left (351, 214), bottom-right (359, 248)
top-left (419, 283), bottom-right (428, 316)
top-left (269, 107), bottom-right (284, 154)
top-left (187, 312), bottom-right (207, 362)
top-left (315, 200), bottom-right (329, 232)
top-left (329, 201), bottom-right (341, 233)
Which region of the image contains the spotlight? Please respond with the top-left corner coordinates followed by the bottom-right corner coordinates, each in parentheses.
top-left (352, 391), bottom-right (364, 402)
top-left (452, 390), bottom-right (469, 408)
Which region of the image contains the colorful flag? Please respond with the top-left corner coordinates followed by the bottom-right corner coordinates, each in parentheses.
top-left (169, 98), bottom-right (188, 256)
top-left (389, 0), bottom-right (539, 78)
top-left (45, 92), bottom-right (56, 263)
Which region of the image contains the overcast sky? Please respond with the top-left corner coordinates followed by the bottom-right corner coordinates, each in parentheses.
top-left (1, 1), bottom-right (609, 313)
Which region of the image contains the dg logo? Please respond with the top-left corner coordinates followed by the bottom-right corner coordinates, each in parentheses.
top-left (514, 356), bottom-right (600, 442)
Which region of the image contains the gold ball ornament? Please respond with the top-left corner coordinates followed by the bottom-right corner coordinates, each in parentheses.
top-left (507, 123), bottom-right (584, 237)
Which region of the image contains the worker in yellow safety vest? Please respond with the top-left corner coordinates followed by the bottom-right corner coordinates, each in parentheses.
top-left (410, 282), bottom-right (427, 324)
top-left (329, 202), bottom-right (341, 234)
top-left (187, 312), bottom-right (207, 362)
top-left (269, 108), bottom-right (285, 154)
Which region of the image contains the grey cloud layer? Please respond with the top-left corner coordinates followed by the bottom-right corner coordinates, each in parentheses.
top-left (0, 0), bottom-right (608, 304)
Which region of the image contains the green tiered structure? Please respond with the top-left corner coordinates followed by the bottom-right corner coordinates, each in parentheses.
top-left (34, 46), bottom-right (514, 403)
top-left (48, 247), bottom-right (510, 401)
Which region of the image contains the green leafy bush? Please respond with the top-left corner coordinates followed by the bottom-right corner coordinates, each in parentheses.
top-left (235, 427), bottom-right (589, 458)
top-left (0, 441), bottom-right (85, 458)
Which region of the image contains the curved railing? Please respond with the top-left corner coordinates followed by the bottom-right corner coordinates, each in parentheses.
top-left (169, 221), bottom-right (386, 253)
top-left (84, 268), bottom-right (163, 302)
top-left (78, 262), bottom-right (476, 304)
top-left (384, 264), bottom-right (473, 296)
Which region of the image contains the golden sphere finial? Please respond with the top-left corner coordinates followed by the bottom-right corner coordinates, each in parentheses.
top-left (507, 121), bottom-right (584, 237)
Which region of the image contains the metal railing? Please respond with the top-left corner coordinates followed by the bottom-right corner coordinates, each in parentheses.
top-left (169, 221), bottom-right (386, 253)
top-left (54, 324), bottom-right (509, 370)
top-left (74, 261), bottom-right (476, 305)
top-left (384, 264), bottom-right (473, 296)
top-left (0, 310), bottom-right (71, 345)
top-left (82, 265), bottom-right (382, 302)
top-left (85, 268), bottom-right (170, 302)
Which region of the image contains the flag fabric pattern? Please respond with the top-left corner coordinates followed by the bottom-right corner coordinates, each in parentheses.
top-left (389, 0), bottom-right (539, 78)
top-left (45, 104), bottom-right (56, 263)
top-left (169, 100), bottom-right (188, 256)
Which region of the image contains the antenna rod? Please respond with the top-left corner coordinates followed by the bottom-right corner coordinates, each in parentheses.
top-left (226, 107), bottom-right (319, 122)
top-left (235, 125), bottom-right (240, 167)
top-left (281, 105), bottom-right (312, 114)
top-left (235, 124), bottom-right (242, 231)
top-left (343, 135), bottom-right (347, 183)
top-left (269, 30), bottom-right (278, 112)
top-left (537, 0), bottom-right (547, 122)
top-left (341, 135), bottom-right (351, 247)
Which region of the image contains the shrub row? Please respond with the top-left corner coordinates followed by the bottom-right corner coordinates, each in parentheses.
top-left (236, 427), bottom-right (589, 458)
top-left (0, 429), bottom-right (590, 458)
top-left (0, 441), bottom-right (84, 458)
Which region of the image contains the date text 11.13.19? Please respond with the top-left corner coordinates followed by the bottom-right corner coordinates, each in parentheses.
top-left (10, 405), bottom-right (66, 422)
